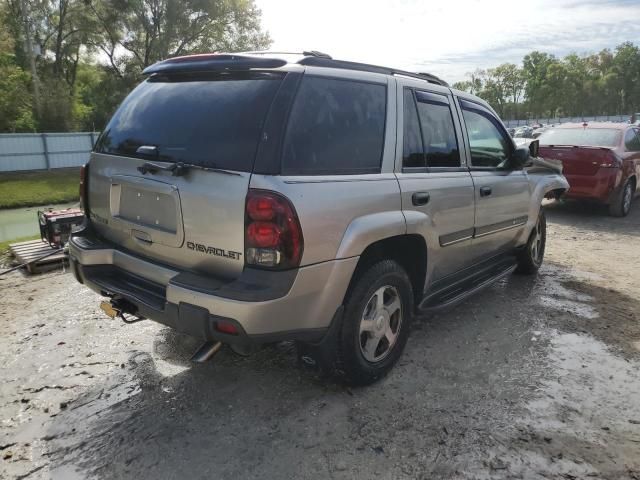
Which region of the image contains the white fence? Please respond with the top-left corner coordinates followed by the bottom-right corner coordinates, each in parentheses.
top-left (0, 132), bottom-right (99, 172)
top-left (503, 115), bottom-right (630, 128)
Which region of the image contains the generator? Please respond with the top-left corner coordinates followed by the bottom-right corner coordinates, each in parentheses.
top-left (38, 208), bottom-right (84, 248)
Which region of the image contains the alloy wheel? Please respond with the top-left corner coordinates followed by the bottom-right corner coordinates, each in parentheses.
top-left (530, 218), bottom-right (543, 264)
top-left (358, 285), bottom-right (403, 363)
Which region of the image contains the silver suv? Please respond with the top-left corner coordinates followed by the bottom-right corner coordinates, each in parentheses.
top-left (69, 52), bottom-right (568, 385)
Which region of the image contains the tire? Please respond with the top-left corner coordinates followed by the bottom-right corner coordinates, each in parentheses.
top-left (516, 209), bottom-right (546, 275)
top-left (336, 260), bottom-right (413, 386)
top-left (609, 179), bottom-right (634, 217)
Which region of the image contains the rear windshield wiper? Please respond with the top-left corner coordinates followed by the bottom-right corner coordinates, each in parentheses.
top-left (134, 145), bottom-right (240, 176)
top-left (137, 160), bottom-right (241, 177)
top-left (137, 161), bottom-right (190, 176)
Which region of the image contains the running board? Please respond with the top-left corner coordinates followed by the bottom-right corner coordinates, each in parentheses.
top-left (418, 259), bottom-right (517, 313)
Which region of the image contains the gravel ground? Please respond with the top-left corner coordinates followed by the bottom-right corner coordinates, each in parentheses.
top-left (1, 199), bottom-right (639, 480)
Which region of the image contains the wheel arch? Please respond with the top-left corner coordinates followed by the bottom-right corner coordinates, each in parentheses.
top-left (518, 174), bottom-right (568, 245)
top-left (344, 234), bottom-right (428, 307)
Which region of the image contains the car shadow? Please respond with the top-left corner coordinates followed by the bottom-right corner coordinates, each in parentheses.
top-left (42, 267), bottom-right (640, 479)
top-left (543, 197), bottom-right (640, 237)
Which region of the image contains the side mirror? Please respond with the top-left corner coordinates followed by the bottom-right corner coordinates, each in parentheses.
top-left (528, 139), bottom-right (540, 158)
top-left (511, 146), bottom-right (530, 169)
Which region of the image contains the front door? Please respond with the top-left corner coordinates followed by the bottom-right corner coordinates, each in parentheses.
top-left (456, 99), bottom-right (531, 261)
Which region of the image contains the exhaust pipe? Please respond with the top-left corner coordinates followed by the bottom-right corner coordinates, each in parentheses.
top-left (191, 341), bottom-right (223, 363)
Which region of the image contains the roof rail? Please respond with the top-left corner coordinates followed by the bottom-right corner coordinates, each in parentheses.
top-left (297, 57), bottom-right (449, 87)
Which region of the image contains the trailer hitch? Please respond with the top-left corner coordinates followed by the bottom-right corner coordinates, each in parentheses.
top-left (99, 300), bottom-right (145, 324)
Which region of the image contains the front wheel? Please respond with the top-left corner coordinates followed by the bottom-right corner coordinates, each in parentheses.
top-left (336, 260), bottom-right (413, 386)
top-left (515, 209), bottom-right (546, 275)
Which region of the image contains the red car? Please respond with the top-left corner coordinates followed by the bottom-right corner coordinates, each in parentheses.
top-left (538, 123), bottom-right (640, 216)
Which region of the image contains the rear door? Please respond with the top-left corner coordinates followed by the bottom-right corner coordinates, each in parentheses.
top-left (396, 85), bottom-right (475, 282)
top-left (456, 99), bottom-right (531, 260)
top-left (88, 71), bottom-right (286, 278)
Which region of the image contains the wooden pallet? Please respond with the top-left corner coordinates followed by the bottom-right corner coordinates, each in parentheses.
top-left (8, 239), bottom-right (68, 274)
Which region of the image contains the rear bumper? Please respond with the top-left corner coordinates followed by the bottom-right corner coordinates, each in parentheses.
top-left (69, 231), bottom-right (358, 345)
top-left (563, 168), bottom-right (621, 203)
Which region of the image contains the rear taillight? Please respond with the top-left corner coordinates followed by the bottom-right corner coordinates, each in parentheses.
top-left (79, 163), bottom-right (89, 213)
top-left (600, 153), bottom-right (622, 168)
top-left (245, 190), bottom-right (303, 269)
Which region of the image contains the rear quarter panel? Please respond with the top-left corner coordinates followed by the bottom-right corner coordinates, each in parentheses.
top-left (248, 174), bottom-right (404, 265)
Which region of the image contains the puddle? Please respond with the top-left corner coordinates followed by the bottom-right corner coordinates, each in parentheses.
top-left (538, 295), bottom-right (599, 319)
top-left (534, 268), bottom-right (599, 319)
top-left (476, 331), bottom-right (640, 478)
top-left (0, 203), bottom-right (77, 243)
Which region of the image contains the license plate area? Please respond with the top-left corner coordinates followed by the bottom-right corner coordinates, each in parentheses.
top-left (109, 175), bottom-right (184, 248)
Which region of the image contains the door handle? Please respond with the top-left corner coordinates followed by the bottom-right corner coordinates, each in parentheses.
top-left (479, 186), bottom-right (492, 197)
top-left (412, 191), bottom-right (430, 206)
top-left (132, 230), bottom-right (153, 246)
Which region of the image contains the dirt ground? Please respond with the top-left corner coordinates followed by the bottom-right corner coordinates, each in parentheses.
top-left (1, 199), bottom-right (639, 480)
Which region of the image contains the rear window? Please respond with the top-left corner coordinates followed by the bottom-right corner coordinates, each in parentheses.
top-left (414, 91), bottom-right (460, 168)
top-left (538, 128), bottom-right (621, 148)
top-left (281, 76), bottom-right (386, 175)
top-left (95, 73), bottom-right (282, 172)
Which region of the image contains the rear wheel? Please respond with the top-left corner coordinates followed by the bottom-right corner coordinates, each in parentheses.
top-left (336, 260), bottom-right (413, 386)
top-left (609, 179), bottom-right (634, 217)
top-left (516, 209), bottom-right (546, 275)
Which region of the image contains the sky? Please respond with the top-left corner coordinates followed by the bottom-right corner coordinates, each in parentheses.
top-left (254, 0), bottom-right (640, 84)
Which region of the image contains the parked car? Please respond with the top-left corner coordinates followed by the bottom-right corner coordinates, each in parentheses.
top-left (69, 52), bottom-right (568, 385)
top-left (538, 123), bottom-right (640, 216)
top-left (514, 126), bottom-right (534, 139)
top-left (532, 127), bottom-right (549, 139)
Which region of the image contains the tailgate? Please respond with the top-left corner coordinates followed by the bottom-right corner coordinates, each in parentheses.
top-left (87, 72), bottom-right (284, 279)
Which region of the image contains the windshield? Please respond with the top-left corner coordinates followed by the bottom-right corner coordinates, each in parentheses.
top-left (538, 128), bottom-right (621, 147)
top-left (95, 73), bottom-right (283, 172)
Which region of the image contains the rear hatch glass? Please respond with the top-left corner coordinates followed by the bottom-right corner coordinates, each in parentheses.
top-left (89, 73), bottom-right (283, 278)
top-left (96, 72), bottom-right (283, 171)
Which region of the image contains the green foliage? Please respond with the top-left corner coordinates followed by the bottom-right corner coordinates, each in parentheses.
top-left (455, 43), bottom-right (640, 120)
top-left (0, 14), bottom-right (36, 133)
top-left (1, 0), bottom-right (271, 132)
top-left (0, 54), bottom-right (36, 132)
top-left (0, 168), bottom-right (81, 209)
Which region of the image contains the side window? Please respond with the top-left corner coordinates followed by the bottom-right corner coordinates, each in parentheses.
top-left (403, 89), bottom-right (425, 168)
top-left (282, 76), bottom-right (386, 175)
top-left (624, 129), bottom-right (640, 152)
top-left (461, 104), bottom-right (512, 168)
top-left (414, 91), bottom-right (460, 168)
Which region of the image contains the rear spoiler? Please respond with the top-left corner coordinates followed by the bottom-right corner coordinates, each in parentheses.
top-left (143, 54), bottom-right (286, 75)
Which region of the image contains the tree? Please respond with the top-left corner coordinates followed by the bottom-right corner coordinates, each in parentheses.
top-left (0, 3), bottom-right (35, 132)
top-left (522, 51), bottom-right (556, 118)
top-left (1, 0), bottom-right (271, 131)
top-left (612, 42), bottom-right (640, 114)
top-left (88, 0), bottom-right (271, 77)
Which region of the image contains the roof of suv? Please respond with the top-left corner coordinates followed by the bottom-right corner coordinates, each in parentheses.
top-left (142, 51), bottom-right (449, 87)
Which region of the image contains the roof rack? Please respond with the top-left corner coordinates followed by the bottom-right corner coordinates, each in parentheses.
top-left (297, 57), bottom-right (449, 87)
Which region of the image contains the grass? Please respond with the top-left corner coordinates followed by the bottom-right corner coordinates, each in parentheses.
top-left (0, 168), bottom-right (81, 209)
top-left (0, 235), bottom-right (40, 256)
